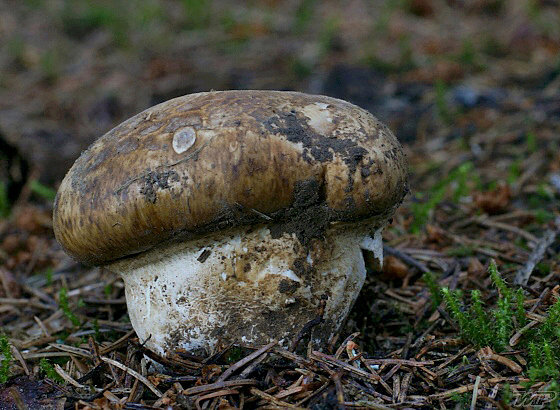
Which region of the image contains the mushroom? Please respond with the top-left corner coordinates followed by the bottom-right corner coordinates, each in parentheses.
top-left (53, 90), bottom-right (408, 355)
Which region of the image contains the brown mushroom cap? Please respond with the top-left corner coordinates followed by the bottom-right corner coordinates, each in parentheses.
top-left (53, 90), bottom-right (408, 265)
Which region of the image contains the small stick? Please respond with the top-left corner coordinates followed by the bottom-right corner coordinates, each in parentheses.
top-left (312, 351), bottom-right (382, 383)
top-left (383, 245), bottom-right (430, 273)
top-left (514, 217), bottom-right (560, 285)
top-left (194, 389), bottom-right (239, 408)
top-left (54, 364), bottom-right (86, 389)
top-left (10, 344), bottom-right (30, 375)
top-left (398, 372), bottom-right (412, 403)
top-left (250, 387), bottom-right (305, 409)
top-left (217, 341), bottom-right (276, 382)
top-left (470, 375), bottom-right (482, 410)
top-left (289, 296), bottom-right (327, 352)
top-left (100, 356), bottom-right (163, 398)
top-left (238, 350), bottom-right (268, 379)
top-left (332, 371), bottom-right (345, 406)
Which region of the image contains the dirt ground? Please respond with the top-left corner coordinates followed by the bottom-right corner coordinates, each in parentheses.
top-left (1, 0), bottom-right (559, 408)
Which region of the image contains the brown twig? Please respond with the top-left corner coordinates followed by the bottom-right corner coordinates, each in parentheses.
top-left (217, 341), bottom-right (276, 382)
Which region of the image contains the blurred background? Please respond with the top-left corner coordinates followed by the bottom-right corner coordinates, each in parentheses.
top-left (1, 3), bottom-right (560, 406)
top-left (1, 0), bottom-right (559, 192)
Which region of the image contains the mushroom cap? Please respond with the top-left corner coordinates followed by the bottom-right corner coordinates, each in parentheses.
top-left (53, 90), bottom-right (408, 266)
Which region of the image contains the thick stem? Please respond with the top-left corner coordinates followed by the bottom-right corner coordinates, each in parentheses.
top-left (110, 224), bottom-right (383, 355)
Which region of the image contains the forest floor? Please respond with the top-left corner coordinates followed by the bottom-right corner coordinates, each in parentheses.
top-left (0, 0), bottom-right (559, 408)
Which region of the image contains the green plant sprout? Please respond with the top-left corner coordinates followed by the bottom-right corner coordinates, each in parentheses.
top-left (7, 35), bottom-right (26, 67)
top-left (318, 17), bottom-right (340, 57)
top-left (507, 159), bottom-right (522, 185)
top-left (446, 244), bottom-right (475, 257)
top-left (39, 50), bottom-right (59, 84)
top-left (0, 182), bottom-right (10, 219)
top-left (456, 38), bottom-right (486, 71)
top-left (458, 39), bottom-right (476, 67)
top-left (435, 79), bottom-right (452, 124)
top-left (422, 272), bottom-right (442, 307)
top-left (181, 0), bottom-right (212, 29)
top-left (293, 0), bottom-right (316, 33)
top-left (60, 0), bottom-right (129, 47)
top-left (525, 131), bottom-right (537, 153)
top-left (515, 288), bottom-right (527, 327)
top-left (44, 267), bottom-right (54, 286)
top-left (93, 319), bottom-right (101, 340)
top-left (397, 33), bottom-right (414, 70)
top-left (30, 180), bottom-right (57, 201)
top-left (488, 259), bottom-right (512, 299)
top-left (59, 287), bottom-right (80, 326)
top-left (410, 162), bottom-right (475, 233)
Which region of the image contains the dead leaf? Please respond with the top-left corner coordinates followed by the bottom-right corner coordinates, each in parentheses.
top-left (382, 255), bottom-right (410, 280)
top-left (473, 183), bottom-right (511, 214)
top-left (426, 224), bottom-right (447, 243)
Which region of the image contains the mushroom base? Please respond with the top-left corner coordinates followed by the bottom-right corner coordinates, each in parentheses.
top-left (110, 223), bottom-right (383, 356)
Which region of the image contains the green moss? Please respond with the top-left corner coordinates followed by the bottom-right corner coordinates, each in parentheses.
top-left (540, 298), bottom-right (560, 340)
top-left (437, 262), bottom-right (560, 383)
top-left (224, 346), bottom-right (246, 364)
top-left (501, 384), bottom-right (513, 405)
top-left (515, 288), bottom-right (527, 327)
top-left (493, 297), bottom-right (513, 350)
top-left (528, 340), bottom-right (560, 382)
top-left (488, 260), bottom-right (512, 300)
top-left (441, 287), bottom-right (467, 329)
top-left (470, 290), bottom-right (492, 342)
top-left (441, 262), bottom-right (515, 350)
top-left (450, 391), bottom-right (471, 408)
top-left (39, 358), bottom-right (64, 383)
top-left (0, 334), bottom-right (12, 383)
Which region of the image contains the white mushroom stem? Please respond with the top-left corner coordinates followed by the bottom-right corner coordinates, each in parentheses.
top-left (108, 223), bottom-right (385, 355)
top-left (360, 227), bottom-right (384, 268)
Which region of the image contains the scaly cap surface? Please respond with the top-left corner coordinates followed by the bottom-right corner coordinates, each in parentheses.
top-left (53, 90), bottom-right (408, 265)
